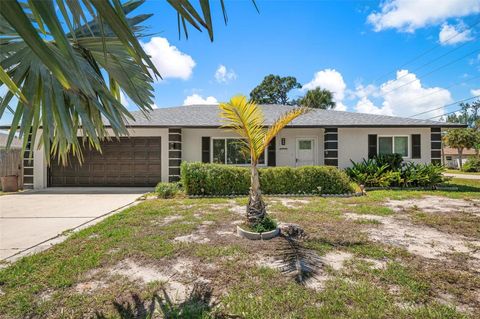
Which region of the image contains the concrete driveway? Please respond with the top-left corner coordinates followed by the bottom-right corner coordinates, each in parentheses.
top-left (0, 187), bottom-right (151, 262)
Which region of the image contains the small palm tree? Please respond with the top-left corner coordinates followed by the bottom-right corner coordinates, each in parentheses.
top-left (219, 95), bottom-right (310, 225)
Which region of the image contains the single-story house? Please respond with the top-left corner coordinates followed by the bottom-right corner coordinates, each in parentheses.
top-left (0, 105), bottom-right (464, 189)
top-left (443, 147), bottom-right (477, 169)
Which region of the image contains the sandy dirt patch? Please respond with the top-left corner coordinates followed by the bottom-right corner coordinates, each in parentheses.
top-left (156, 214), bottom-right (183, 226)
top-left (276, 198), bottom-right (310, 209)
top-left (228, 205), bottom-right (246, 216)
top-left (320, 251), bottom-right (353, 271)
top-left (173, 221), bottom-right (216, 243)
top-left (74, 280), bottom-right (108, 294)
top-left (109, 258), bottom-right (205, 303)
top-left (386, 196), bottom-right (480, 216)
top-left (345, 213), bottom-right (480, 260)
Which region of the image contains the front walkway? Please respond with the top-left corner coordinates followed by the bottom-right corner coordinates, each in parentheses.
top-left (444, 173), bottom-right (480, 180)
top-left (0, 187), bottom-right (151, 262)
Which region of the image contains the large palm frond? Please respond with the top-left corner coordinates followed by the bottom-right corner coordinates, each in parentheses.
top-left (1, 0), bottom-right (158, 163)
top-left (1, 0), bottom-right (258, 163)
top-left (219, 95), bottom-right (266, 162)
top-left (1, 1), bottom-right (155, 164)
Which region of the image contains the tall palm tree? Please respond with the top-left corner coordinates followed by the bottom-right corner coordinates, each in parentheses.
top-left (299, 88), bottom-right (335, 109)
top-left (1, 0), bottom-right (256, 163)
top-left (219, 95), bottom-right (310, 224)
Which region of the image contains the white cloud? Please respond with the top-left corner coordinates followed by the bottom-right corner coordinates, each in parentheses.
top-left (214, 65), bottom-right (237, 83)
top-left (303, 69), bottom-right (347, 111)
top-left (439, 22), bottom-right (474, 45)
top-left (471, 88), bottom-right (480, 96)
top-left (142, 37), bottom-right (195, 81)
top-left (183, 94), bottom-right (218, 105)
top-left (367, 0), bottom-right (480, 32)
top-left (355, 70), bottom-right (453, 118)
top-left (355, 97), bottom-right (393, 116)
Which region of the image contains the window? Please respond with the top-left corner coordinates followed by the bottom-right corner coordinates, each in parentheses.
top-left (378, 136), bottom-right (409, 157)
top-left (212, 138), bottom-right (265, 165)
top-left (298, 140), bottom-right (312, 150)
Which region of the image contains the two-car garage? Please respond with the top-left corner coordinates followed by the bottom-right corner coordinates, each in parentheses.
top-left (48, 137), bottom-right (162, 187)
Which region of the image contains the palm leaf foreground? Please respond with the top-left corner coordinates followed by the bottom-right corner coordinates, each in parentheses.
top-left (1, 0), bottom-right (252, 164)
top-left (219, 95), bottom-right (310, 224)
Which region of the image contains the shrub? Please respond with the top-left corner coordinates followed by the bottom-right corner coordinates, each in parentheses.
top-left (249, 215), bottom-right (277, 233)
top-left (462, 157), bottom-right (480, 172)
top-left (180, 162), bottom-right (250, 196)
top-left (375, 153), bottom-right (403, 170)
top-left (181, 162), bottom-right (354, 195)
top-left (346, 157), bottom-right (444, 188)
top-left (155, 182), bottom-right (179, 198)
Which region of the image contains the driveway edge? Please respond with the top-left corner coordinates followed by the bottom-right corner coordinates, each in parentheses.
top-left (1, 198), bottom-right (144, 264)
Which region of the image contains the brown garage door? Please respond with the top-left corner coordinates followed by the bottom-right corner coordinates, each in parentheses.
top-left (49, 137), bottom-right (161, 187)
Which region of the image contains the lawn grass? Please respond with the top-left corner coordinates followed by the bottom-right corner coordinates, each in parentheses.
top-left (0, 186), bottom-right (479, 318)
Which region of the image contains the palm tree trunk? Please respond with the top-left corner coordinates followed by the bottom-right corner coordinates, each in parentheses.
top-left (247, 163), bottom-right (266, 224)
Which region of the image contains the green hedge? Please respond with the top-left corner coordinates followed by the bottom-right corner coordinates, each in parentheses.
top-left (462, 157), bottom-right (480, 172)
top-left (180, 162), bottom-right (354, 195)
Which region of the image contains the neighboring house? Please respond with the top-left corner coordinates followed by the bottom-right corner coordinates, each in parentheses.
top-left (0, 132), bottom-right (22, 149)
top-left (443, 147), bottom-right (477, 169)
top-left (0, 105), bottom-right (464, 189)
top-left (0, 132), bottom-right (23, 189)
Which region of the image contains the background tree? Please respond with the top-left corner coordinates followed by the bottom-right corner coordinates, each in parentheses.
top-left (298, 88), bottom-right (335, 109)
top-left (443, 128), bottom-right (478, 169)
top-left (219, 95), bottom-right (309, 225)
top-left (446, 100), bottom-right (480, 128)
top-left (1, 0), bottom-right (254, 163)
top-left (250, 74), bottom-right (301, 105)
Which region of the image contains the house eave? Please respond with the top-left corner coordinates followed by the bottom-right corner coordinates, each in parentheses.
top-left (0, 123), bottom-right (468, 130)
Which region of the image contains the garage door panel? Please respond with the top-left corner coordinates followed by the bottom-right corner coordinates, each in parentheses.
top-left (50, 137), bottom-right (161, 187)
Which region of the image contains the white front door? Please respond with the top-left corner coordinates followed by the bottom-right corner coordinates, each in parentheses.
top-left (296, 138), bottom-right (315, 166)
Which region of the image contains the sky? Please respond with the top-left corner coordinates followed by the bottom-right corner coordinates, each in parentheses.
top-left (1, 0), bottom-right (480, 126)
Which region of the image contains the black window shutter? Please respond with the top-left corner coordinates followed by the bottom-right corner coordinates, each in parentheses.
top-left (201, 137), bottom-right (210, 163)
top-left (368, 134), bottom-right (377, 159)
top-left (411, 134), bottom-right (421, 159)
top-left (267, 137), bottom-right (276, 166)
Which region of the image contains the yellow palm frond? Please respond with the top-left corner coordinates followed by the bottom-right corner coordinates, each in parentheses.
top-left (263, 106), bottom-right (311, 149)
top-left (219, 95), bottom-right (266, 161)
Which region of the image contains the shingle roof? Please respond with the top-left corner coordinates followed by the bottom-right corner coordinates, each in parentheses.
top-left (126, 104), bottom-right (464, 128)
top-left (443, 147), bottom-right (477, 155)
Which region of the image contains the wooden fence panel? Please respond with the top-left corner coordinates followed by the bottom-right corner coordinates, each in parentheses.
top-left (0, 149), bottom-right (23, 189)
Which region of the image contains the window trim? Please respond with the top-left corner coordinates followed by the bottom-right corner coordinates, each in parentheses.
top-left (377, 135), bottom-right (410, 158)
top-left (210, 137), bottom-right (268, 166)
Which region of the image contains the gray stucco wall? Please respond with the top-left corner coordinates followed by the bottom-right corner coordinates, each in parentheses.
top-left (337, 127), bottom-right (431, 168)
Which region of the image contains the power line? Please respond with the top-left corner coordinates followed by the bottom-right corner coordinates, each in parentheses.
top-left (372, 18), bottom-right (480, 84)
top-left (427, 108), bottom-right (463, 120)
top-left (380, 48), bottom-right (480, 96)
top-left (405, 74), bottom-right (480, 109)
top-left (408, 95), bottom-right (480, 118)
top-left (354, 48), bottom-right (480, 112)
top-left (393, 40), bottom-right (473, 84)
top-left (426, 98), bottom-right (480, 121)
